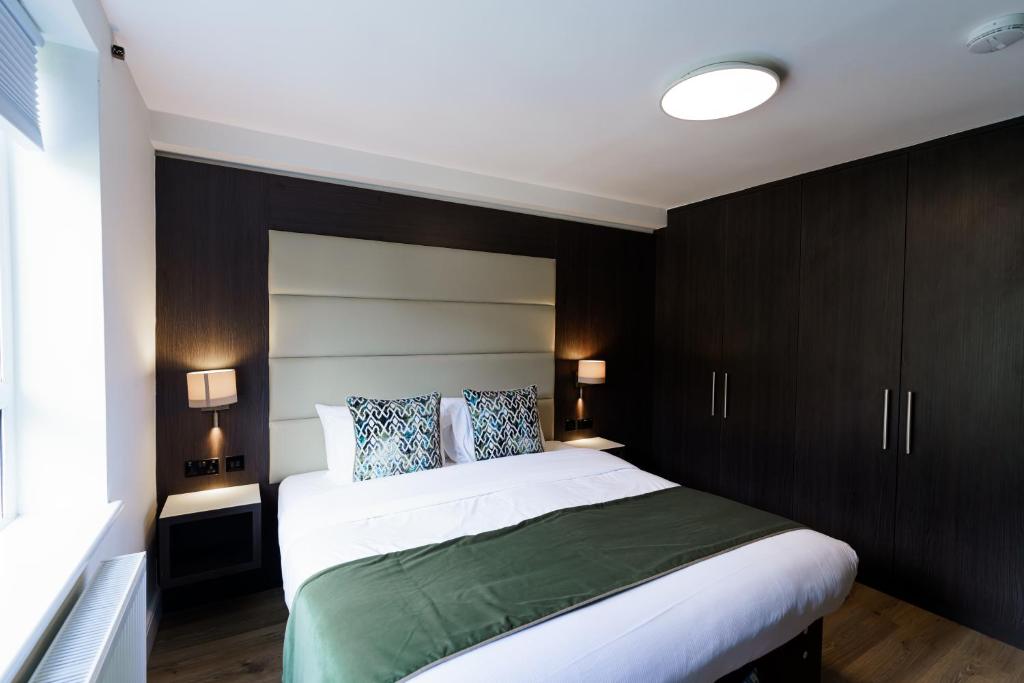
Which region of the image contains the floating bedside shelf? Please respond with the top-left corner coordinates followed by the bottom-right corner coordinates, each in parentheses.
top-left (565, 437), bottom-right (625, 452)
top-left (158, 483), bottom-right (261, 589)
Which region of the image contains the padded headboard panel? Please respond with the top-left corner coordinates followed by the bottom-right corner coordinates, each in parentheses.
top-left (268, 231), bottom-right (556, 483)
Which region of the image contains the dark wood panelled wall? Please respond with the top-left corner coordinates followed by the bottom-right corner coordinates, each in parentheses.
top-left (155, 157), bottom-right (654, 594)
top-left (654, 116), bottom-right (1024, 648)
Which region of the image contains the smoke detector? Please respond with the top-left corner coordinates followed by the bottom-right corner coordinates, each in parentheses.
top-left (966, 13), bottom-right (1024, 53)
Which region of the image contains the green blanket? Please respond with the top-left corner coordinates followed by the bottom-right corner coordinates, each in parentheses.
top-left (283, 486), bottom-right (801, 682)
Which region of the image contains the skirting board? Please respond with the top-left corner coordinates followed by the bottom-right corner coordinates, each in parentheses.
top-left (146, 589), bottom-right (161, 657)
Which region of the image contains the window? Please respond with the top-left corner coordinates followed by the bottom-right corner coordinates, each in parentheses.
top-left (0, 132), bottom-right (11, 522)
top-left (0, 128), bottom-right (13, 526)
top-left (0, 0), bottom-right (41, 528)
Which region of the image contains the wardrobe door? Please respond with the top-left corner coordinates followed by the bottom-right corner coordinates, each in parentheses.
top-left (896, 123), bottom-right (1024, 645)
top-left (793, 156), bottom-right (907, 586)
top-left (657, 202), bottom-right (725, 490)
top-left (718, 182), bottom-right (801, 516)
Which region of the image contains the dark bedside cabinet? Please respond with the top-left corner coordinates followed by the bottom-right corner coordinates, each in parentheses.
top-left (158, 483), bottom-right (261, 589)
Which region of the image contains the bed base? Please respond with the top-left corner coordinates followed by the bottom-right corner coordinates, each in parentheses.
top-left (716, 618), bottom-right (823, 683)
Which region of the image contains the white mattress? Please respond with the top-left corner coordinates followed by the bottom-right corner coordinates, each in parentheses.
top-left (278, 449), bottom-right (857, 682)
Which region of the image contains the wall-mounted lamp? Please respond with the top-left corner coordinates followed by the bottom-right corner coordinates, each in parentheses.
top-left (577, 360), bottom-right (606, 399)
top-left (187, 369), bottom-right (237, 428)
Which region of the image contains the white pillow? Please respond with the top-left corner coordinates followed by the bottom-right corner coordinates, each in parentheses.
top-left (440, 397), bottom-right (475, 463)
top-left (315, 403), bottom-right (357, 477)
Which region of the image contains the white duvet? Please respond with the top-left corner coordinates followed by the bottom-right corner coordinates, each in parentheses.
top-left (278, 449), bottom-right (857, 682)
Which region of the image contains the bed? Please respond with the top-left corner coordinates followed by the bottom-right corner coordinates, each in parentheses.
top-left (267, 231), bottom-right (857, 681)
top-left (279, 447), bottom-right (856, 681)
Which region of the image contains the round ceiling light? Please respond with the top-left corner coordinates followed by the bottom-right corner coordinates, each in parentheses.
top-left (661, 62), bottom-right (780, 121)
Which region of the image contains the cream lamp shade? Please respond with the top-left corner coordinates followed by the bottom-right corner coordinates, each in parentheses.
top-left (577, 360), bottom-right (606, 385)
top-left (187, 369), bottom-right (238, 409)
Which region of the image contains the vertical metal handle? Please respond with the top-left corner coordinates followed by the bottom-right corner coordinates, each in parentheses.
top-left (710, 371), bottom-right (716, 417)
top-left (723, 373), bottom-right (729, 419)
top-left (882, 389), bottom-right (890, 450)
top-left (905, 391), bottom-right (913, 455)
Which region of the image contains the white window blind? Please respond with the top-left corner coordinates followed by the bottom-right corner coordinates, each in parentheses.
top-left (0, 0), bottom-right (41, 147)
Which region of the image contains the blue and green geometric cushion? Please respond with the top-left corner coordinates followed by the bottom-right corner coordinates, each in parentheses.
top-left (346, 392), bottom-right (443, 481)
top-left (462, 385), bottom-right (544, 460)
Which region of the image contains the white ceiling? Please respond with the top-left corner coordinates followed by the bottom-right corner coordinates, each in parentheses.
top-left (102, 0), bottom-right (1024, 220)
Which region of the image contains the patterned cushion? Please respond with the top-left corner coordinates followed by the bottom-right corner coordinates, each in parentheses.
top-left (346, 392), bottom-right (442, 481)
top-left (462, 385), bottom-right (545, 460)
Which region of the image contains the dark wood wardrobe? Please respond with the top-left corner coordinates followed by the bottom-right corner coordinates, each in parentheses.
top-left (653, 118), bottom-right (1024, 647)
top-left (793, 155), bottom-right (907, 587)
top-left (654, 183), bottom-right (801, 517)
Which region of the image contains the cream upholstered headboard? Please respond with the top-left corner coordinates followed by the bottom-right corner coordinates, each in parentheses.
top-left (268, 231), bottom-right (556, 483)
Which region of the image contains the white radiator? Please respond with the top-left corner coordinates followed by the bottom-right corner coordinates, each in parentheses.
top-left (29, 552), bottom-right (146, 683)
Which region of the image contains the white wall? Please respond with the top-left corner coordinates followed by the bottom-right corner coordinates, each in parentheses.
top-left (96, 13), bottom-right (157, 563)
top-left (68, 0), bottom-right (157, 568)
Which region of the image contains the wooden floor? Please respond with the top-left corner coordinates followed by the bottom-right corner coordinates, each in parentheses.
top-left (148, 582), bottom-right (1024, 682)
